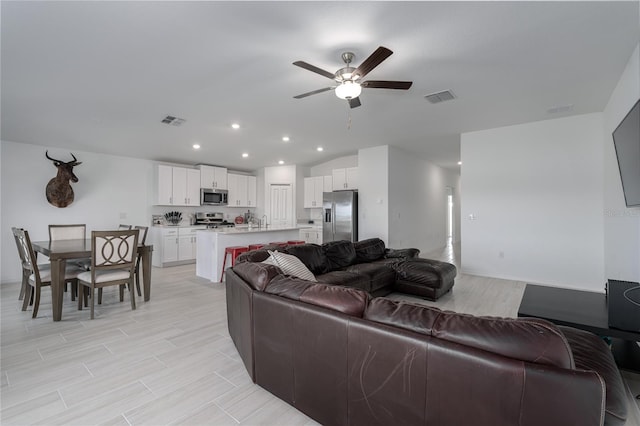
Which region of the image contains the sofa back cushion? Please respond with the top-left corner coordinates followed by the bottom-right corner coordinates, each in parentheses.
top-left (232, 261), bottom-right (281, 291)
top-left (262, 250), bottom-right (317, 282)
top-left (266, 276), bottom-right (369, 317)
top-left (353, 238), bottom-right (387, 263)
top-left (323, 240), bottom-right (356, 271)
top-left (284, 243), bottom-right (328, 275)
top-left (364, 298), bottom-right (574, 369)
top-left (236, 249), bottom-right (271, 264)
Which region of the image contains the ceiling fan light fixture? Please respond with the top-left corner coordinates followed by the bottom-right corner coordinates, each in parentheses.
top-left (335, 81), bottom-right (362, 100)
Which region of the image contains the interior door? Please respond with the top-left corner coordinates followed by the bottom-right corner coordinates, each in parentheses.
top-left (269, 184), bottom-right (292, 227)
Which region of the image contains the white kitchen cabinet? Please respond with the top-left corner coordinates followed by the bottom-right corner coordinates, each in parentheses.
top-left (299, 228), bottom-right (322, 244)
top-left (156, 165), bottom-right (174, 205)
top-left (199, 165), bottom-right (228, 190)
top-left (246, 175), bottom-right (257, 207)
top-left (178, 227), bottom-right (199, 261)
top-left (160, 228), bottom-right (179, 264)
top-left (151, 226), bottom-right (204, 267)
top-left (332, 167), bottom-right (358, 190)
top-left (228, 173), bottom-right (257, 207)
top-left (186, 169), bottom-right (201, 206)
top-left (155, 165), bottom-right (201, 206)
top-left (304, 176), bottom-right (332, 208)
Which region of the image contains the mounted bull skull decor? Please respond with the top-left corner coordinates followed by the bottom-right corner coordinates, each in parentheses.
top-left (45, 151), bottom-right (82, 208)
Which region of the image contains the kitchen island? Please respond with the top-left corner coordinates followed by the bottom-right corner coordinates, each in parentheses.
top-left (196, 226), bottom-right (308, 282)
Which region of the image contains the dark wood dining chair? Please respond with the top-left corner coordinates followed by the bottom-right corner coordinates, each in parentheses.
top-left (13, 228), bottom-right (84, 318)
top-left (77, 229), bottom-right (139, 319)
top-left (11, 227), bottom-right (30, 301)
top-left (133, 226), bottom-right (148, 297)
top-left (118, 224), bottom-right (132, 230)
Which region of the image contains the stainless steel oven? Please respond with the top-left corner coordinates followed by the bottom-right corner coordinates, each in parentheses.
top-left (200, 188), bottom-right (228, 206)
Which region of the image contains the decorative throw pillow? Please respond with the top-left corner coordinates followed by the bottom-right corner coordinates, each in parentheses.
top-left (262, 250), bottom-right (317, 282)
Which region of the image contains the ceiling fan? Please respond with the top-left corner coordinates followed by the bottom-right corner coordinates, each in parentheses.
top-left (293, 46), bottom-right (412, 109)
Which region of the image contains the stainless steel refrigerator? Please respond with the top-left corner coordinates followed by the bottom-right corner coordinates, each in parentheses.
top-left (323, 191), bottom-right (358, 242)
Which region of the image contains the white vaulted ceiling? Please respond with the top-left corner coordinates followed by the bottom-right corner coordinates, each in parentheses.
top-left (2, 1), bottom-right (639, 171)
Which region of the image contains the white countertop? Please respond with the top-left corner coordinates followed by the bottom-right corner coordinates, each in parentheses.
top-left (198, 226), bottom-right (306, 234)
top-left (152, 224), bottom-right (207, 228)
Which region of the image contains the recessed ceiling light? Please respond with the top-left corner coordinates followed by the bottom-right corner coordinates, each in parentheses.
top-left (282, 136), bottom-right (290, 142)
top-left (278, 160), bottom-right (284, 165)
top-left (317, 146), bottom-right (324, 152)
top-left (242, 153), bottom-right (249, 158)
top-left (193, 144), bottom-right (201, 150)
top-left (458, 161), bottom-right (462, 165)
top-left (231, 123), bottom-right (240, 129)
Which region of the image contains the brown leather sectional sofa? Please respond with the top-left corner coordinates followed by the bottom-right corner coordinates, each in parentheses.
top-left (227, 255), bottom-right (628, 425)
top-left (236, 238), bottom-right (457, 300)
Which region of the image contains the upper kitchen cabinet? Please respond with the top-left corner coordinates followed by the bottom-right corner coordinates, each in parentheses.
top-left (198, 165), bottom-right (228, 190)
top-left (332, 167), bottom-right (358, 190)
top-left (155, 165), bottom-right (201, 206)
top-left (228, 173), bottom-right (257, 207)
top-left (304, 176), bottom-right (332, 208)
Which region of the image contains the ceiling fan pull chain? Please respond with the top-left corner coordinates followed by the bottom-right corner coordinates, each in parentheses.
top-left (347, 110), bottom-right (352, 130)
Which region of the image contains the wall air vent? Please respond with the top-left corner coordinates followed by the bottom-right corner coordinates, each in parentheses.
top-left (161, 115), bottom-right (186, 126)
top-left (547, 104), bottom-right (574, 114)
top-left (424, 90), bottom-right (456, 104)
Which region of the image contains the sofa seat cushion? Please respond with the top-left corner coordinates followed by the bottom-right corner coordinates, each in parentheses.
top-left (395, 258), bottom-right (457, 289)
top-left (560, 326), bottom-right (627, 426)
top-left (316, 271), bottom-right (369, 292)
top-left (342, 263), bottom-right (396, 293)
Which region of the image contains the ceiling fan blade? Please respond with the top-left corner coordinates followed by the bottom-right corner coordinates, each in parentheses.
top-left (353, 46), bottom-right (393, 79)
top-left (348, 97), bottom-right (361, 108)
top-left (293, 87), bottom-right (335, 99)
top-left (293, 61), bottom-right (335, 79)
top-left (361, 80), bottom-right (413, 90)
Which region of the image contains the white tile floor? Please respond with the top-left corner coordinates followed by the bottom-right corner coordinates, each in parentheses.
top-left (1, 244), bottom-right (639, 425)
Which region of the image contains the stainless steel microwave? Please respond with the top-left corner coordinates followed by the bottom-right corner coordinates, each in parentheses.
top-left (200, 188), bottom-right (228, 206)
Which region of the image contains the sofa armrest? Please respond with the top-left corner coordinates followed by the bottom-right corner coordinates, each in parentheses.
top-left (385, 248), bottom-right (420, 259)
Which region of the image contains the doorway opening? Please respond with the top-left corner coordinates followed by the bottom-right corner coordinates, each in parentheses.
top-left (446, 187), bottom-right (454, 244)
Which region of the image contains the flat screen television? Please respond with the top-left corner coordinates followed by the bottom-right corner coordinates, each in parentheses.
top-left (612, 99), bottom-right (640, 207)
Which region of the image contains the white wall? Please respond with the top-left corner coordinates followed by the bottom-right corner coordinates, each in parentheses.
top-left (460, 113), bottom-right (606, 291)
top-left (602, 43), bottom-right (640, 283)
top-left (388, 146), bottom-right (460, 253)
top-left (309, 155), bottom-right (357, 177)
top-left (357, 145), bottom-right (460, 254)
top-left (1, 140), bottom-right (153, 282)
top-left (358, 146), bottom-right (390, 244)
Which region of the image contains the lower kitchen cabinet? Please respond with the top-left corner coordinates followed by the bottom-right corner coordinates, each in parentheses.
top-left (151, 226), bottom-right (205, 267)
top-left (299, 228), bottom-right (322, 244)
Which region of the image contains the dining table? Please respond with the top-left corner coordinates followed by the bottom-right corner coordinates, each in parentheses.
top-left (31, 238), bottom-right (153, 321)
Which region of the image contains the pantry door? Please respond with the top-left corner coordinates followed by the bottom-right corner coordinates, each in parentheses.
top-left (269, 184), bottom-right (293, 227)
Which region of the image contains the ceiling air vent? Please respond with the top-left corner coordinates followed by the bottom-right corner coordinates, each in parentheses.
top-left (425, 90), bottom-right (456, 104)
top-left (161, 115), bottom-right (186, 126)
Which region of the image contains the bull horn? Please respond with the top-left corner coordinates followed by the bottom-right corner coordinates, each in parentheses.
top-left (70, 153), bottom-right (77, 162)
